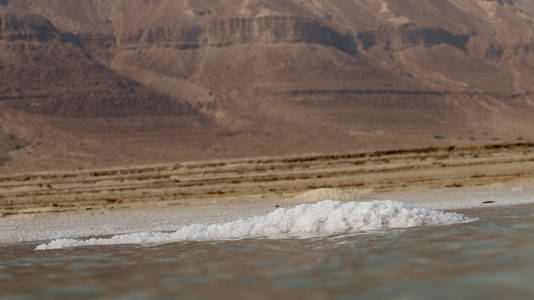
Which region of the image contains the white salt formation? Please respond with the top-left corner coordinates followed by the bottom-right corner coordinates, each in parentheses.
top-left (36, 200), bottom-right (475, 250)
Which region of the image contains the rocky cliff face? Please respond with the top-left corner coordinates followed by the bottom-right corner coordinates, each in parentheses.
top-left (0, 7), bottom-right (59, 41)
top-left (120, 16), bottom-right (357, 54)
top-left (358, 24), bottom-right (471, 51)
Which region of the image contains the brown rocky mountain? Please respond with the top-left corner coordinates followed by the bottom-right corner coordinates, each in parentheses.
top-left (1, 0), bottom-right (534, 172)
top-left (0, 6), bottom-right (195, 117)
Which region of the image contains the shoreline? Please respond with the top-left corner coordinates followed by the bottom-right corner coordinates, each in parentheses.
top-left (1, 143), bottom-right (534, 216)
top-left (1, 142), bottom-right (534, 245)
top-left (1, 182), bottom-right (534, 245)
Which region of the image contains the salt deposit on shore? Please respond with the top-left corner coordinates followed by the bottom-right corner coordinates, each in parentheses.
top-left (35, 200), bottom-right (474, 250)
top-left (1, 183), bottom-right (534, 247)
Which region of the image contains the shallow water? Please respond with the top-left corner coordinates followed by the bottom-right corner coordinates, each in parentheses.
top-left (2, 204), bottom-right (534, 299)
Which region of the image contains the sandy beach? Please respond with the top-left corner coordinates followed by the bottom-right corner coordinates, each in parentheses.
top-left (1, 143), bottom-right (534, 244)
top-left (1, 143), bottom-right (534, 216)
top-left (0, 182), bottom-right (532, 245)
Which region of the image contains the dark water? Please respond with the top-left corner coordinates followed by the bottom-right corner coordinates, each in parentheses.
top-left (2, 204), bottom-right (534, 299)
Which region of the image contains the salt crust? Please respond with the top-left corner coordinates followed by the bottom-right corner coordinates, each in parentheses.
top-left (36, 200), bottom-right (475, 250)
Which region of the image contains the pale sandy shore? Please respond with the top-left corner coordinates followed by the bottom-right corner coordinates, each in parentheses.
top-left (1, 143), bottom-right (534, 244)
top-left (1, 143), bottom-right (534, 216)
top-left (1, 182), bottom-right (534, 244)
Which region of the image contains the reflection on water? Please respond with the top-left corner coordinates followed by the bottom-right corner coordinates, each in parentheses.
top-left (2, 204), bottom-right (534, 299)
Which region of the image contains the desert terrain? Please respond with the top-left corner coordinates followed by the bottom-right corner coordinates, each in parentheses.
top-left (1, 0), bottom-right (534, 173)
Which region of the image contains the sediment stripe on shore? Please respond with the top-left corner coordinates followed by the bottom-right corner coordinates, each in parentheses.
top-left (1, 143), bottom-right (534, 215)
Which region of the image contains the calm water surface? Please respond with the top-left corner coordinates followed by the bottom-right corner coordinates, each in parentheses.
top-left (2, 204), bottom-right (534, 299)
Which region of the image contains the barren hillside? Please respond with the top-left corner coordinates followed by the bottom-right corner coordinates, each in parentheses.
top-left (1, 0), bottom-right (534, 172)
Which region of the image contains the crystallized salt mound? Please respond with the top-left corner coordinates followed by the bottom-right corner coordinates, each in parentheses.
top-left (293, 188), bottom-right (359, 203)
top-left (35, 200), bottom-right (475, 250)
